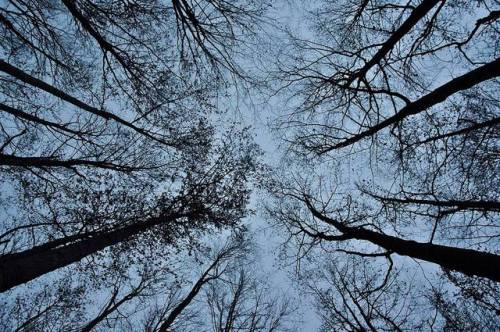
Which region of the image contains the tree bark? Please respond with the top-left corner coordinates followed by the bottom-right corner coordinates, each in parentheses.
top-left (0, 213), bottom-right (180, 292)
top-left (306, 200), bottom-right (500, 282)
top-left (350, 227), bottom-right (500, 282)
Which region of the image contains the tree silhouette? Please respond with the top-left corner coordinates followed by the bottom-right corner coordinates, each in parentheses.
top-left (0, 0), bottom-right (264, 292)
top-left (269, 0), bottom-right (499, 328)
top-left (272, 0), bottom-right (499, 279)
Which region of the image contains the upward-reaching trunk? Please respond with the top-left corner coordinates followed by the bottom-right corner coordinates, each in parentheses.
top-left (0, 153), bottom-right (135, 171)
top-left (322, 57), bottom-right (500, 152)
top-left (346, 0), bottom-right (440, 84)
top-left (371, 195), bottom-right (500, 212)
top-left (0, 212), bottom-right (182, 292)
top-left (158, 255), bottom-right (220, 332)
top-left (0, 60), bottom-right (169, 146)
top-left (305, 200), bottom-right (500, 282)
top-left (348, 227), bottom-right (500, 282)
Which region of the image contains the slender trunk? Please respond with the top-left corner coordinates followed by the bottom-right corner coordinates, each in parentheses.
top-left (0, 60), bottom-right (168, 146)
top-left (374, 196), bottom-right (500, 211)
top-left (0, 213), bottom-right (179, 292)
top-left (0, 153), bottom-right (133, 171)
top-left (158, 255), bottom-right (220, 331)
top-left (80, 290), bottom-right (120, 332)
top-left (323, 57), bottom-right (500, 152)
top-left (223, 273), bottom-right (245, 332)
top-left (348, 0), bottom-right (440, 83)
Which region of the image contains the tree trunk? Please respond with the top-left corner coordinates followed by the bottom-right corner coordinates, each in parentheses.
top-left (325, 57), bottom-right (500, 151)
top-left (307, 201), bottom-right (500, 282)
top-left (351, 227), bottom-right (500, 282)
top-left (373, 196), bottom-right (500, 211)
top-left (0, 153), bottom-right (132, 171)
top-left (0, 213), bottom-right (180, 292)
top-left (349, 0), bottom-right (440, 82)
top-left (158, 253), bottom-right (220, 331)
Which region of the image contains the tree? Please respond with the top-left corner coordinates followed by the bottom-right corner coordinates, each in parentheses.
top-left (0, 128), bottom-right (260, 291)
top-left (154, 232), bottom-right (250, 332)
top-left (308, 256), bottom-right (427, 331)
top-left (79, 271), bottom-right (158, 332)
top-left (69, 233), bottom-right (249, 332)
top-left (203, 269), bottom-right (296, 332)
top-left (142, 232), bottom-right (297, 332)
top-left (0, 0), bottom-right (264, 292)
top-left (1, 0), bottom-right (265, 180)
top-left (306, 254), bottom-right (500, 331)
top-left (271, 0), bottom-right (499, 278)
top-left (270, 189), bottom-right (500, 281)
top-left (267, 0), bottom-right (500, 328)
top-left (1, 231), bottom-right (295, 332)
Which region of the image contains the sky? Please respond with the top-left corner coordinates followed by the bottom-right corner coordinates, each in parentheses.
top-left (1, 0), bottom-right (499, 330)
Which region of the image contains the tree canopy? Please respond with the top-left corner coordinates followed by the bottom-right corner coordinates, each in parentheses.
top-left (1, 0), bottom-right (499, 331)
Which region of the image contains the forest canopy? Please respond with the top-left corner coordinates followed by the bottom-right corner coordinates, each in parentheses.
top-left (0, 0), bottom-right (499, 331)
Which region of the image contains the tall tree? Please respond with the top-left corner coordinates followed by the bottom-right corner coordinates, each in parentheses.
top-left (0, 0), bottom-right (265, 291)
top-left (0, 128), bottom-right (260, 292)
top-left (268, 0), bottom-right (500, 327)
top-left (1, 230), bottom-right (297, 331)
top-left (308, 256), bottom-right (427, 331)
top-left (307, 254), bottom-right (500, 330)
top-left (155, 232), bottom-right (250, 332)
top-left (203, 268), bottom-right (296, 332)
top-left (271, 0), bottom-right (499, 277)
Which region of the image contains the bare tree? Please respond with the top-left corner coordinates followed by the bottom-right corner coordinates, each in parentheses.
top-left (154, 232), bottom-right (250, 332)
top-left (308, 256), bottom-right (500, 331)
top-left (270, 187), bottom-right (500, 281)
top-left (308, 256), bottom-right (428, 331)
top-left (0, 0), bottom-right (265, 181)
top-left (267, 0), bottom-right (500, 328)
top-left (80, 271), bottom-right (157, 332)
top-left (204, 269), bottom-right (296, 332)
top-left (270, 0), bottom-right (499, 279)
